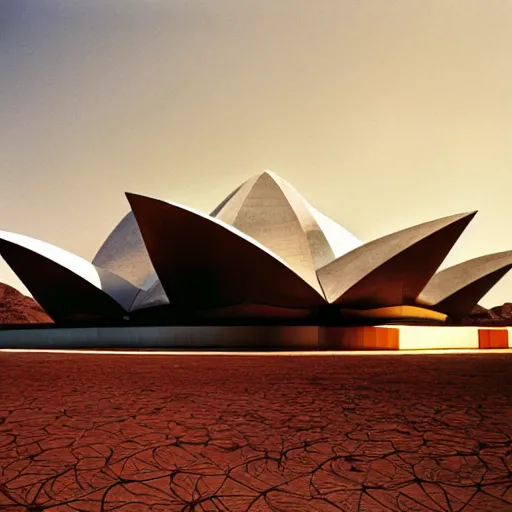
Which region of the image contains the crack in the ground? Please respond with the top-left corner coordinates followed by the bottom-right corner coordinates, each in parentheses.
top-left (0, 353), bottom-right (511, 511)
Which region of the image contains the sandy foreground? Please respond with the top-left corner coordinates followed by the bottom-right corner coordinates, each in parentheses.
top-left (1, 350), bottom-right (512, 511)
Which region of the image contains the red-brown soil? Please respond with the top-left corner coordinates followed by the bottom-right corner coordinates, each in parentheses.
top-left (1, 352), bottom-right (511, 511)
top-left (0, 284), bottom-right (52, 325)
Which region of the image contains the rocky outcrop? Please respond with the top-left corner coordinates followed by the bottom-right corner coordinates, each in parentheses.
top-left (489, 302), bottom-right (512, 320)
top-left (0, 283), bottom-right (52, 324)
top-left (458, 303), bottom-right (512, 326)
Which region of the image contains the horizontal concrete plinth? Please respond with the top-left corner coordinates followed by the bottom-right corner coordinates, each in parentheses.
top-left (326, 326), bottom-right (511, 350)
top-left (0, 325), bottom-right (511, 350)
top-left (398, 326), bottom-right (481, 350)
top-left (0, 325), bottom-right (319, 350)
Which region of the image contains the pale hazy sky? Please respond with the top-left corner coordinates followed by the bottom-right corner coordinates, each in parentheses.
top-left (1, 0), bottom-right (512, 307)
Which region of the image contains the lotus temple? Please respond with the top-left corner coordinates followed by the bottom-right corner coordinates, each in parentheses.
top-left (1, 171), bottom-right (512, 350)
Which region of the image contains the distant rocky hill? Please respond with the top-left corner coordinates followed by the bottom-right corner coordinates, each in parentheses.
top-left (458, 303), bottom-right (512, 326)
top-left (0, 283), bottom-right (53, 324)
top-left (489, 302), bottom-right (512, 319)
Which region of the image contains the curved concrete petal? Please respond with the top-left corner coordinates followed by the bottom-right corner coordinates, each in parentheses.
top-left (212, 171), bottom-right (362, 272)
top-left (130, 279), bottom-right (169, 312)
top-left (306, 205), bottom-right (362, 259)
top-left (317, 212), bottom-right (477, 307)
top-left (417, 251), bottom-right (512, 317)
top-left (209, 181), bottom-right (251, 221)
top-left (271, 174), bottom-right (336, 269)
top-left (211, 172), bottom-right (322, 291)
top-left (92, 211), bottom-right (155, 288)
top-left (0, 230), bottom-right (139, 322)
top-left (127, 193), bottom-right (326, 308)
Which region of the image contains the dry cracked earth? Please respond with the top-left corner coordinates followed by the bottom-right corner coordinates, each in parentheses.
top-left (0, 352), bottom-right (512, 511)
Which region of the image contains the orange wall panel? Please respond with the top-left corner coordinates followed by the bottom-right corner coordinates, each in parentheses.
top-left (478, 329), bottom-right (508, 349)
top-left (321, 326), bottom-right (399, 350)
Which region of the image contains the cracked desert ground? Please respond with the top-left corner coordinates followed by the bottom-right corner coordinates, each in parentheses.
top-left (1, 351), bottom-right (512, 511)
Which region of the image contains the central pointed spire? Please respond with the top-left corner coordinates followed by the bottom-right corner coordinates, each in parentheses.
top-left (211, 170), bottom-right (361, 292)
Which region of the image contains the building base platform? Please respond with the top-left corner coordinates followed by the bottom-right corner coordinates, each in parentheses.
top-left (0, 325), bottom-right (511, 350)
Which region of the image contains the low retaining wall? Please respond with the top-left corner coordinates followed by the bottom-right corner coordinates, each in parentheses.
top-left (0, 325), bottom-right (319, 350)
top-left (0, 325), bottom-right (511, 350)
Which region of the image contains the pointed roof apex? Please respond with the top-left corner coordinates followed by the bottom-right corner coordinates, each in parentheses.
top-left (253, 169), bottom-right (281, 183)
